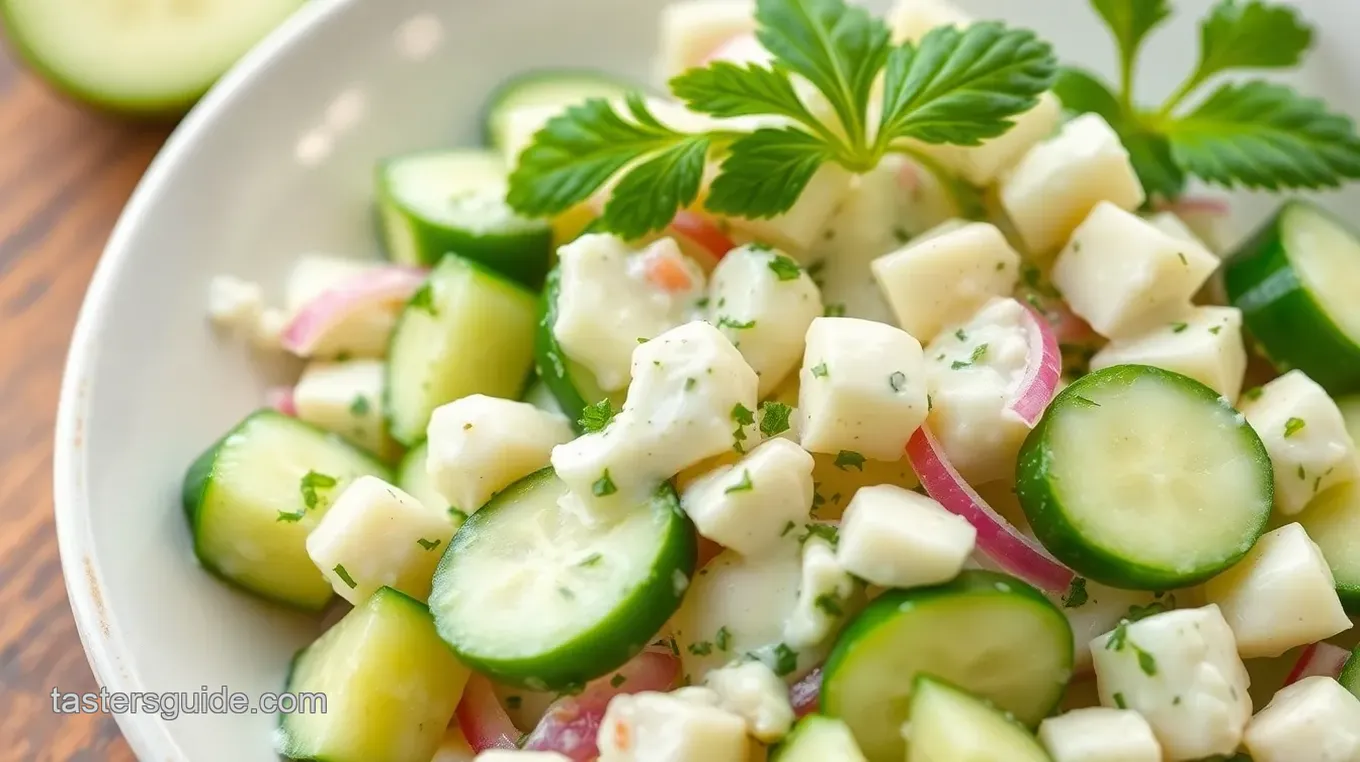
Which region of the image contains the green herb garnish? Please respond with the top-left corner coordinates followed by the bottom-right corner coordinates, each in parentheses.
top-left (834, 450), bottom-right (866, 471)
top-left (759, 400), bottom-right (793, 437)
top-left (333, 564), bottom-right (357, 589)
top-left (888, 371), bottom-right (907, 392)
top-left (592, 470), bottom-right (618, 497)
top-left (408, 282), bottom-right (438, 315)
top-left (815, 594), bottom-right (845, 617)
top-left (716, 626), bottom-right (733, 651)
top-left (1284, 416), bottom-right (1306, 438)
top-left (726, 470), bottom-right (756, 494)
top-left (299, 470), bottom-right (338, 510)
top-left (416, 538), bottom-right (442, 551)
top-left (349, 395), bottom-right (371, 416)
top-left (768, 254), bottom-right (803, 281)
top-left (1063, 577), bottom-right (1089, 608)
top-left (579, 398), bottom-right (616, 433)
top-left (811, 361), bottom-right (829, 378)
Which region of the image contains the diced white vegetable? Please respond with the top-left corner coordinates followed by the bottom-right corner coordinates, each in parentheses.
top-left (305, 476), bottom-right (456, 604)
top-left (1089, 605), bottom-right (1251, 761)
top-left (474, 751), bottom-right (571, 762)
top-left (708, 245), bottom-right (824, 396)
top-left (1052, 202), bottom-right (1218, 339)
top-left (724, 164), bottom-right (853, 254)
top-left (1203, 523), bottom-right (1352, 659)
top-left (656, 0), bottom-right (755, 80)
top-left (293, 359), bottom-right (393, 458)
top-left (836, 484), bottom-right (975, 588)
top-left (553, 321), bottom-right (759, 517)
top-left (798, 317), bottom-right (929, 461)
top-left (923, 297), bottom-right (1034, 484)
top-left (1241, 369), bottom-right (1360, 515)
top-left (913, 93), bottom-right (1063, 186)
top-left (782, 536), bottom-right (857, 649)
top-left (887, 0), bottom-right (971, 42)
top-left (284, 255), bottom-right (397, 358)
top-left (1000, 114), bottom-right (1146, 258)
top-left (680, 438), bottom-right (815, 557)
top-left (427, 395), bottom-right (574, 515)
top-left (597, 690), bottom-right (749, 762)
top-left (1038, 707), bottom-right (1162, 762)
top-left (1243, 676), bottom-right (1360, 762)
top-left (1089, 306), bottom-right (1247, 400)
top-left (871, 222), bottom-right (1021, 343)
top-left (208, 274), bottom-right (284, 349)
top-left (1055, 582), bottom-right (1176, 675)
top-left (554, 235), bottom-right (707, 392)
top-left (703, 660), bottom-right (796, 743)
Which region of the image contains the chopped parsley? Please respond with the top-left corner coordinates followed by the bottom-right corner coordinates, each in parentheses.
top-left (1170, 322), bottom-right (1189, 333)
top-left (1298, 464), bottom-right (1307, 480)
top-left (834, 450), bottom-right (866, 471)
top-left (1177, 251), bottom-right (1188, 265)
top-left (1209, 325), bottom-right (1223, 335)
top-left (416, 537), bottom-right (442, 551)
top-left (768, 255), bottom-right (803, 281)
top-left (771, 644), bottom-right (798, 677)
top-left (716, 626), bottom-right (732, 651)
top-left (694, 296), bottom-right (710, 309)
top-left (823, 303), bottom-right (847, 317)
top-left (951, 343), bottom-right (989, 370)
top-left (333, 564), bottom-right (357, 589)
top-left (811, 361), bottom-right (829, 378)
top-left (577, 552), bottom-right (604, 567)
top-left (1106, 620), bottom-right (1158, 676)
top-left (927, 394), bottom-right (933, 412)
top-left (1243, 386), bottom-right (1264, 401)
top-left (1063, 577), bottom-right (1089, 609)
top-left (299, 470), bottom-right (338, 510)
top-left (685, 377), bottom-right (697, 391)
top-left (1113, 692), bottom-right (1128, 710)
top-left (276, 510), bottom-right (305, 523)
top-left (592, 470), bottom-right (618, 497)
top-left (1124, 595), bottom-right (1175, 622)
top-left (610, 674), bottom-right (627, 688)
top-left (1105, 621), bottom-right (1129, 652)
top-left (1284, 417), bottom-right (1306, 438)
top-left (1137, 648), bottom-right (1158, 676)
top-left (349, 395), bottom-right (371, 416)
top-left (732, 402), bottom-right (756, 451)
top-left (725, 470), bottom-right (755, 494)
top-left (800, 523), bottom-right (839, 548)
top-left (815, 594), bottom-right (844, 617)
top-left (893, 227), bottom-right (911, 244)
top-left (579, 398), bottom-right (615, 433)
top-left (718, 316), bottom-right (756, 331)
top-left (780, 520), bottom-right (797, 537)
top-left (888, 371), bottom-right (907, 392)
top-left (408, 282), bottom-right (437, 315)
top-left (449, 506), bottom-right (468, 522)
top-left (955, 329), bottom-right (968, 341)
top-left (688, 641), bottom-right (714, 656)
top-left (759, 401), bottom-right (793, 438)
top-left (747, 242), bottom-right (774, 252)
top-left (558, 586), bottom-right (576, 599)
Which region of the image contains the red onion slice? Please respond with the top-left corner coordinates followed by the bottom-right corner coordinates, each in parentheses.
top-left (1284, 642), bottom-right (1351, 685)
top-left (789, 667), bottom-right (822, 718)
top-left (279, 265), bottom-right (426, 357)
top-left (265, 386), bottom-right (297, 417)
top-left (455, 675), bottom-right (519, 753)
top-left (1008, 304), bottom-right (1063, 427)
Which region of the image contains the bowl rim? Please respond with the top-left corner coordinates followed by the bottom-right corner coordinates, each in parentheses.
top-left (52, 0), bottom-right (354, 758)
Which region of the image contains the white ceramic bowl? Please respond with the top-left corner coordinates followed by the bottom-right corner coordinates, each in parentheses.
top-left (53, 0), bottom-right (1360, 759)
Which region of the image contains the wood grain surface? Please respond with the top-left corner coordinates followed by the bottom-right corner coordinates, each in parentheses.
top-left (0, 44), bottom-right (170, 761)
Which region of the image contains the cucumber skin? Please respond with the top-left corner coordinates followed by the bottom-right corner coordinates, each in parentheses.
top-left (820, 570), bottom-right (1073, 726)
top-left (1016, 365), bottom-right (1273, 591)
top-left (536, 268), bottom-right (590, 432)
top-left (481, 69), bottom-right (635, 149)
top-left (430, 468), bottom-right (698, 691)
top-left (182, 410), bottom-right (392, 611)
top-left (1225, 202), bottom-right (1360, 395)
top-left (1341, 646), bottom-right (1360, 699)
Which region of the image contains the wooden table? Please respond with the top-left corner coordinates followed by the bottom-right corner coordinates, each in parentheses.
top-left (0, 46), bottom-right (170, 761)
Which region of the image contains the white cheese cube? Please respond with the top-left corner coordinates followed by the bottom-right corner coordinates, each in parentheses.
top-left (428, 395), bottom-right (574, 514)
top-left (293, 359), bottom-right (395, 459)
top-left (783, 536), bottom-right (857, 648)
top-left (799, 318), bottom-right (929, 461)
top-left (703, 661), bottom-right (796, 743)
top-left (1089, 605), bottom-right (1251, 761)
top-left (305, 476), bottom-right (455, 604)
top-left (681, 438), bottom-right (815, 557)
top-left (1243, 676), bottom-right (1360, 762)
top-left (1090, 306), bottom-right (1247, 400)
top-left (656, 0), bottom-right (755, 80)
top-left (1052, 202), bottom-right (1218, 339)
top-left (708, 245), bottom-right (824, 396)
top-left (554, 235), bottom-right (707, 392)
top-left (1038, 708), bottom-right (1162, 762)
top-left (1242, 369), bottom-right (1359, 515)
top-left (597, 691), bottom-right (749, 762)
top-left (836, 484), bottom-right (975, 588)
top-left (923, 297), bottom-right (1034, 484)
top-left (474, 752), bottom-right (570, 762)
top-left (871, 222), bottom-right (1021, 343)
top-left (725, 164), bottom-right (853, 254)
top-left (1145, 211), bottom-right (1216, 255)
top-left (1000, 114), bottom-right (1146, 258)
top-left (914, 94), bottom-right (1063, 186)
top-left (1203, 523), bottom-right (1352, 659)
top-left (553, 321), bottom-right (759, 517)
top-left (1054, 581), bottom-right (1177, 675)
top-left (887, 0), bottom-right (971, 43)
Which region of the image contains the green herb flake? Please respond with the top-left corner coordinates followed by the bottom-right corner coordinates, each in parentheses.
top-left (685, 377), bottom-right (697, 391)
top-left (1106, 621), bottom-right (1129, 652)
top-left (688, 641), bottom-right (714, 656)
top-left (333, 564), bottom-right (357, 589)
top-left (814, 594), bottom-right (844, 617)
top-left (1298, 464), bottom-right (1307, 480)
top-left (416, 537), bottom-right (442, 551)
top-left (759, 401), bottom-right (793, 438)
top-left (800, 523), bottom-right (840, 548)
top-left (823, 303), bottom-right (847, 317)
top-left (592, 470), bottom-right (618, 497)
top-left (955, 329), bottom-right (968, 341)
top-left (768, 255), bottom-right (803, 281)
top-left (780, 520), bottom-right (797, 537)
top-left (577, 552), bottom-right (604, 567)
top-left (893, 227), bottom-right (912, 244)
top-left (716, 626), bottom-right (732, 651)
top-left (408, 282), bottom-right (437, 315)
top-left (558, 586), bottom-right (576, 599)
top-left (299, 470), bottom-right (338, 510)
top-left (277, 510), bottom-right (305, 523)
top-left (579, 398), bottom-right (616, 433)
top-left (771, 643), bottom-right (798, 677)
top-left (1113, 692), bottom-right (1128, 710)
top-left (1063, 577), bottom-right (1089, 608)
top-left (718, 316), bottom-right (756, 331)
top-left (1137, 648), bottom-right (1158, 676)
top-left (811, 362), bottom-right (829, 378)
top-left (349, 395), bottom-right (371, 416)
top-left (888, 371), bottom-right (907, 392)
top-left (1209, 325), bottom-right (1223, 334)
top-left (725, 470), bottom-right (755, 494)
top-left (506, 696), bottom-right (523, 709)
top-left (610, 674), bottom-right (627, 688)
top-left (1170, 321), bottom-right (1189, 333)
top-left (1177, 251), bottom-right (1188, 265)
top-left (1070, 395), bottom-right (1101, 408)
top-left (834, 450), bottom-right (866, 471)
top-left (1284, 417), bottom-right (1306, 438)
top-left (1244, 386), bottom-right (1264, 401)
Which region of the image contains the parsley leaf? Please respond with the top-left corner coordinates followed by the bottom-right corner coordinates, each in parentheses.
top-left (811, 362), bottom-right (829, 378)
top-left (1192, 0), bottom-right (1312, 85)
top-left (416, 538), bottom-right (442, 551)
top-left (718, 315), bottom-right (757, 331)
top-left (333, 564), bottom-right (358, 590)
top-left (1090, 0), bottom-right (1171, 101)
top-left (1284, 416), bottom-right (1306, 438)
top-left (610, 674), bottom-right (627, 688)
top-left (725, 470), bottom-right (756, 494)
top-left (716, 626), bottom-right (732, 651)
top-left (408, 283), bottom-right (438, 315)
top-left (349, 395), bottom-right (371, 416)
top-left (299, 471), bottom-right (338, 511)
top-left (769, 643), bottom-right (800, 677)
top-left (767, 254), bottom-right (804, 281)
top-left (671, 60), bottom-right (824, 129)
top-left (1063, 577), bottom-right (1089, 608)
top-left (815, 594), bottom-right (845, 617)
top-left (579, 398), bottom-right (616, 433)
top-left (800, 523), bottom-right (840, 547)
top-left (601, 131), bottom-right (713, 239)
top-left (759, 401), bottom-right (793, 438)
top-left (707, 127), bottom-right (836, 218)
top-left (592, 470), bottom-right (618, 497)
top-left (834, 450), bottom-right (866, 471)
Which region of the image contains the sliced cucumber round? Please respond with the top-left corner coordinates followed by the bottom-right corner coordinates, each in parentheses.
top-left (770, 715), bottom-right (866, 762)
top-left (906, 676), bottom-right (1050, 762)
top-left (1017, 364), bottom-right (1273, 590)
top-left (1298, 481), bottom-right (1360, 614)
top-left (1225, 201), bottom-right (1360, 394)
top-left (535, 267), bottom-right (626, 432)
top-left (820, 570), bottom-right (1073, 762)
top-left (183, 410), bottom-right (391, 611)
top-left (385, 254), bottom-right (538, 445)
top-left (2, 0), bottom-right (303, 114)
top-left (376, 150), bottom-right (552, 286)
top-left (1340, 645), bottom-right (1360, 699)
top-left (429, 468), bottom-right (697, 691)
top-left (483, 69), bottom-right (634, 151)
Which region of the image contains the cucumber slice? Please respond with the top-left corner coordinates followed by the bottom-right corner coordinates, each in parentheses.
top-left (1340, 645), bottom-right (1360, 699)
top-left (1017, 364), bottom-right (1273, 590)
top-left (182, 410), bottom-right (391, 611)
top-left (0, 0), bottom-right (304, 114)
top-left (1298, 481), bottom-right (1360, 613)
top-left (376, 150), bottom-right (552, 286)
top-left (395, 442), bottom-right (467, 529)
top-left (277, 587), bottom-right (470, 762)
top-left (483, 70), bottom-right (634, 150)
top-left (1225, 201), bottom-right (1360, 394)
top-left (535, 267), bottom-right (626, 432)
top-left (820, 570), bottom-right (1073, 762)
top-left (385, 255), bottom-right (537, 445)
top-left (429, 468), bottom-right (697, 691)
top-left (906, 676), bottom-right (1050, 762)
top-left (770, 716), bottom-right (867, 762)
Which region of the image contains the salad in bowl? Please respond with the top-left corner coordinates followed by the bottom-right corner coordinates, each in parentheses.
top-left (186, 0), bottom-right (1360, 760)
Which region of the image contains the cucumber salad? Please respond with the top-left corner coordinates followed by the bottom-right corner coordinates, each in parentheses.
top-left (190, 0), bottom-right (1360, 760)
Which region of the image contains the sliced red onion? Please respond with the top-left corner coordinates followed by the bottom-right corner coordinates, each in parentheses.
top-left (521, 650), bottom-right (680, 760)
top-left (1009, 304), bottom-right (1063, 427)
top-left (279, 265), bottom-right (427, 357)
top-left (905, 426), bottom-right (1075, 595)
top-left (789, 667), bottom-right (822, 718)
top-left (265, 386), bottom-right (296, 417)
top-left (1284, 642), bottom-right (1352, 685)
top-left (456, 675), bottom-right (519, 752)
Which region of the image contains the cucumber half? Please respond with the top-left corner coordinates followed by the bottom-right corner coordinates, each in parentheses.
top-left (483, 69), bottom-right (635, 150)
top-left (820, 570), bottom-right (1073, 762)
top-left (429, 468), bottom-right (697, 691)
top-left (2, 0), bottom-right (304, 114)
top-left (1225, 201), bottom-right (1360, 394)
top-left (1017, 364), bottom-right (1273, 590)
top-left (278, 587), bottom-right (470, 762)
top-left (385, 254), bottom-right (538, 445)
top-left (770, 716), bottom-right (867, 762)
top-left (376, 150), bottom-right (553, 286)
top-left (906, 676), bottom-right (1050, 762)
top-left (182, 410), bottom-right (391, 611)
top-left (1298, 481), bottom-right (1360, 614)
top-left (535, 267), bottom-right (626, 432)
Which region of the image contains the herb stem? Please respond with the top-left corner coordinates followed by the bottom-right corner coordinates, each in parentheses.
top-left (1157, 72), bottom-right (1204, 120)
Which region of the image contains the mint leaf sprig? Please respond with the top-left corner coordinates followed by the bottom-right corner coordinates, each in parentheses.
top-left (507, 0), bottom-right (1058, 239)
top-left (1059, 0), bottom-right (1360, 200)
